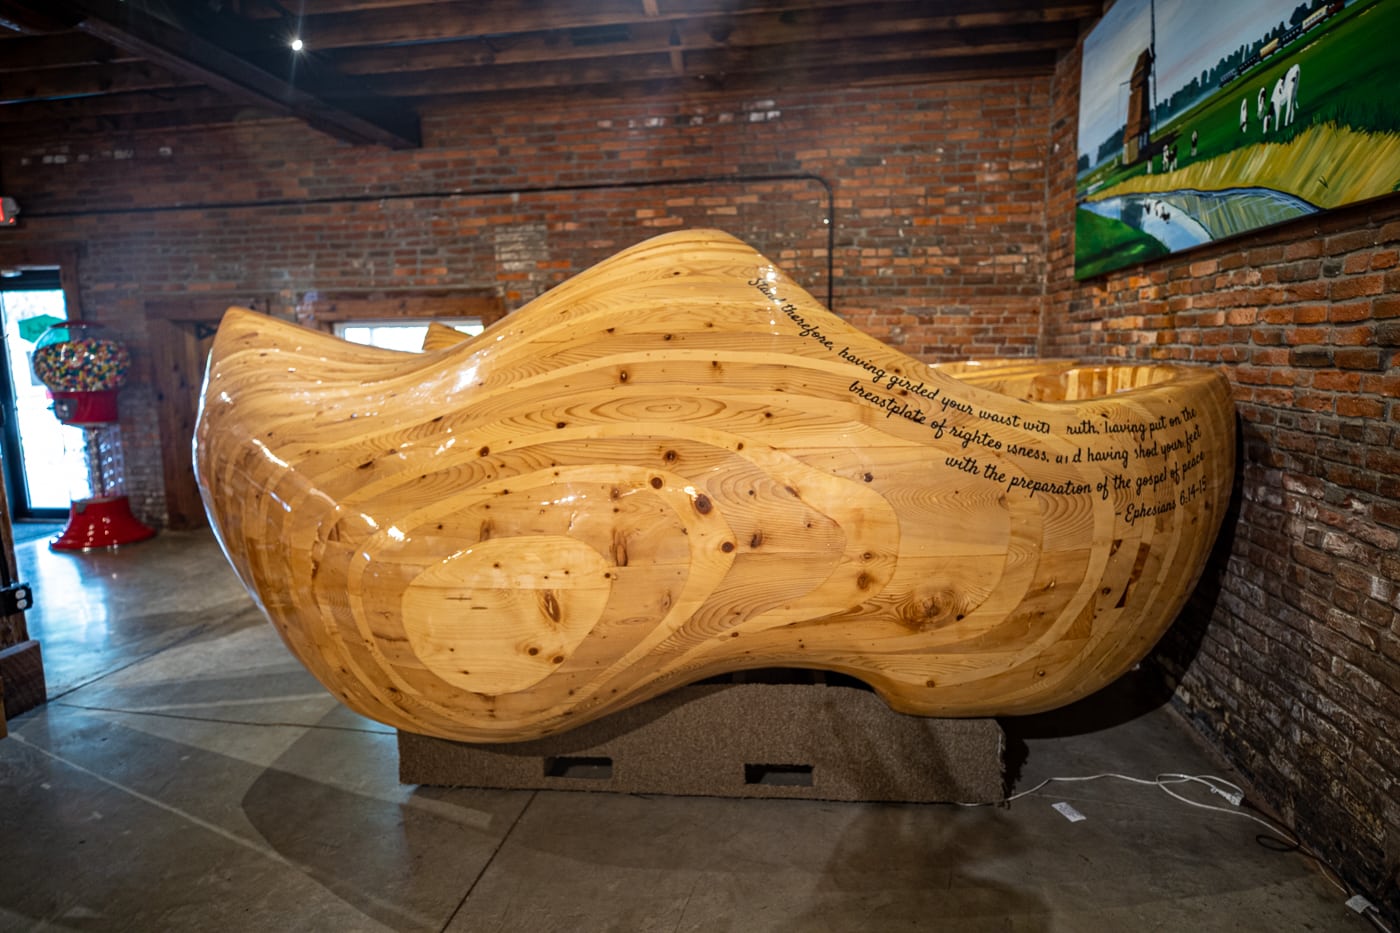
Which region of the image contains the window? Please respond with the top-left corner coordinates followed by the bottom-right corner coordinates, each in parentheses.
top-left (334, 319), bottom-right (483, 352)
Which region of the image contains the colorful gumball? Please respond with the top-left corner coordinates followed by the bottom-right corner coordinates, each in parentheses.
top-left (32, 321), bottom-right (131, 393)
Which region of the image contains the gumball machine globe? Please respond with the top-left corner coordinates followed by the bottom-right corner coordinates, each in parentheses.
top-left (31, 321), bottom-right (154, 551)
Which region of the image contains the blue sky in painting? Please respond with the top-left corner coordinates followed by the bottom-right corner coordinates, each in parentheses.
top-left (1078, 0), bottom-right (1314, 163)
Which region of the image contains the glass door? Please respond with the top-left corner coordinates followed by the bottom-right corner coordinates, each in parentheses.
top-left (0, 272), bottom-right (87, 518)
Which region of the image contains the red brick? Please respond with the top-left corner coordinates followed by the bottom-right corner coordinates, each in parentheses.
top-left (1329, 301), bottom-right (1373, 323)
top-left (1290, 346), bottom-right (1333, 367)
top-left (1333, 324), bottom-right (1377, 346)
top-left (1374, 294), bottom-right (1400, 319)
top-left (1330, 274), bottom-right (1386, 300)
top-left (1312, 371), bottom-right (1362, 392)
top-left (1335, 348), bottom-right (1384, 370)
top-left (1336, 396), bottom-right (1385, 419)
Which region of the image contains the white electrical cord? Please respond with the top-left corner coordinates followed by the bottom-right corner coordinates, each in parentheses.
top-left (962, 771), bottom-right (1395, 933)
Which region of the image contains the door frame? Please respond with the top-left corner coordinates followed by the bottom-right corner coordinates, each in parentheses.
top-left (0, 244), bottom-right (82, 520)
top-left (0, 268), bottom-right (67, 520)
top-left (0, 244), bottom-right (82, 320)
top-left (144, 296), bottom-right (271, 530)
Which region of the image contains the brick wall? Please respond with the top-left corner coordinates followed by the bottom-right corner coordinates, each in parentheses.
top-left (3, 79), bottom-right (1050, 525)
top-left (1046, 42), bottom-right (1400, 919)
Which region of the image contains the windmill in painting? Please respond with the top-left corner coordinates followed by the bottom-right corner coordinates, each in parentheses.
top-left (1075, 0), bottom-right (1400, 279)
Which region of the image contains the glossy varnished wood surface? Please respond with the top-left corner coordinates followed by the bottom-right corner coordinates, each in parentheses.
top-left (195, 229), bottom-right (1234, 742)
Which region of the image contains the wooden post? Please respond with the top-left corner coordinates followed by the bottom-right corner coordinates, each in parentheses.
top-left (0, 244), bottom-right (70, 729)
top-left (0, 446), bottom-right (26, 649)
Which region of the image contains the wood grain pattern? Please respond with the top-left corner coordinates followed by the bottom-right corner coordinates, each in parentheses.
top-left (194, 229), bottom-right (1235, 742)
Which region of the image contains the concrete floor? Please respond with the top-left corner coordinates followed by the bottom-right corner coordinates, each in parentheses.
top-left (0, 528), bottom-right (1371, 932)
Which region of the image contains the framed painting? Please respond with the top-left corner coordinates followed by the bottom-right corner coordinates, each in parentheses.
top-left (1074, 0), bottom-right (1400, 279)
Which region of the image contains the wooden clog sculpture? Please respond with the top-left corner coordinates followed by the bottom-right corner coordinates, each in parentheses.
top-left (195, 229), bottom-right (1234, 742)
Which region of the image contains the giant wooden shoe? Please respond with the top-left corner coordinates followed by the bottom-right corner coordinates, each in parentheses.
top-left (195, 229), bottom-right (1234, 742)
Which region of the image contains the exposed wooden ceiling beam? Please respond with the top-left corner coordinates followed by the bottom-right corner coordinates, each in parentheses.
top-left (0, 1), bottom-right (69, 34)
top-left (0, 0), bottom-right (419, 148)
top-left (0, 33), bottom-right (135, 72)
top-left (690, 32), bottom-right (1071, 79)
top-left (256, 0), bottom-right (674, 37)
top-left (265, 0), bottom-right (1097, 31)
top-left (408, 49), bottom-right (1060, 109)
top-left (320, 6), bottom-right (1080, 76)
top-left (276, 0), bottom-right (1096, 51)
top-left (364, 52), bottom-right (679, 98)
top-left (0, 0), bottom-right (1100, 143)
top-left (75, 16), bottom-right (420, 148)
top-left (0, 104), bottom-right (268, 141)
top-left (333, 23), bottom-right (1070, 100)
top-left (0, 61), bottom-right (190, 105)
top-left (243, 0), bottom-right (667, 48)
top-left (0, 87), bottom-right (254, 125)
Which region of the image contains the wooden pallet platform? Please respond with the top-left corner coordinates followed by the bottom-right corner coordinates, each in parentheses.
top-left (399, 678), bottom-right (1004, 803)
top-left (0, 640), bottom-right (45, 724)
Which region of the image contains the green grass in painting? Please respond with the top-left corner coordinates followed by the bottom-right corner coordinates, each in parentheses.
top-left (1074, 209), bottom-right (1169, 280)
top-left (1096, 123), bottom-right (1400, 211)
top-left (1078, 0), bottom-right (1400, 197)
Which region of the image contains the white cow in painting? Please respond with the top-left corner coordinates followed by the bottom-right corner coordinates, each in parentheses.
top-left (1279, 64), bottom-right (1301, 127)
top-left (1259, 65), bottom-right (1302, 135)
top-left (1257, 86), bottom-right (1271, 132)
top-left (1260, 81), bottom-right (1284, 134)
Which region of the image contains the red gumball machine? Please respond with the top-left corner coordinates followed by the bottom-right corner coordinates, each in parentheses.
top-left (31, 321), bottom-right (155, 551)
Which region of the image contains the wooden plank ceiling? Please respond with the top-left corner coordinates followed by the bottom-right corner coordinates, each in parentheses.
top-left (0, 0), bottom-right (1100, 147)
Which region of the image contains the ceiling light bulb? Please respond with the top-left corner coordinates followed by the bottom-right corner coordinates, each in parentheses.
top-left (290, 37), bottom-right (304, 51)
